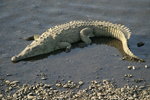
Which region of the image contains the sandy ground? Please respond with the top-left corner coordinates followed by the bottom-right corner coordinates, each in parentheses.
top-left (0, 0), bottom-right (150, 99)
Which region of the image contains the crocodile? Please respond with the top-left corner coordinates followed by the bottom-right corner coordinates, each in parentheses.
top-left (11, 21), bottom-right (145, 62)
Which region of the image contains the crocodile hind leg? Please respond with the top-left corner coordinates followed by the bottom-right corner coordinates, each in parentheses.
top-left (59, 42), bottom-right (72, 52)
top-left (25, 35), bottom-right (40, 41)
top-left (80, 27), bottom-right (94, 44)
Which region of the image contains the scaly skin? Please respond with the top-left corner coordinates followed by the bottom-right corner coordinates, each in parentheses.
top-left (11, 21), bottom-right (145, 62)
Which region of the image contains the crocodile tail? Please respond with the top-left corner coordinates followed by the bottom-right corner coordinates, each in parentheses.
top-left (122, 37), bottom-right (145, 62)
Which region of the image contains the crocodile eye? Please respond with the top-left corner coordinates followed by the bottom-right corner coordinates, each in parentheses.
top-left (27, 44), bottom-right (30, 47)
top-left (32, 46), bottom-right (38, 50)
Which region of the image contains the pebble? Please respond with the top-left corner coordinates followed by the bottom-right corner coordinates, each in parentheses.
top-left (6, 74), bottom-right (12, 76)
top-left (124, 74), bottom-right (128, 77)
top-left (124, 74), bottom-right (132, 78)
top-left (41, 77), bottom-right (47, 80)
top-left (132, 66), bottom-right (135, 70)
top-left (133, 93), bottom-right (137, 98)
top-left (128, 74), bottom-right (132, 78)
top-left (10, 81), bottom-right (19, 85)
top-left (27, 92), bottom-right (36, 99)
top-left (9, 86), bottom-right (12, 90)
top-left (121, 88), bottom-right (125, 92)
top-left (13, 93), bottom-right (18, 98)
top-left (79, 81), bottom-right (84, 85)
top-left (0, 94), bottom-right (3, 99)
top-left (127, 66), bottom-right (132, 70)
top-left (44, 84), bottom-right (51, 88)
top-left (63, 84), bottom-right (68, 88)
top-left (128, 96), bottom-right (134, 100)
top-left (137, 42), bottom-right (144, 47)
top-left (91, 96), bottom-right (98, 100)
top-left (139, 86), bottom-right (145, 89)
top-left (5, 80), bottom-right (10, 84)
top-left (56, 83), bottom-right (61, 87)
top-left (145, 65), bottom-right (148, 68)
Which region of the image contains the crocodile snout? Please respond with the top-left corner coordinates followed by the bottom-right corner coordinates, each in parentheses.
top-left (11, 55), bottom-right (19, 62)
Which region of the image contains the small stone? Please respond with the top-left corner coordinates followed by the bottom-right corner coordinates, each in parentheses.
top-left (5, 80), bottom-right (10, 84)
top-left (23, 84), bottom-right (28, 88)
top-left (143, 90), bottom-right (147, 95)
top-left (63, 84), bottom-right (68, 88)
top-left (44, 84), bottom-right (51, 88)
top-left (49, 91), bottom-right (53, 95)
top-left (98, 95), bottom-right (104, 99)
top-left (28, 92), bottom-right (36, 99)
top-left (137, 42), bottom-right (144, 47)
top-left (76, 85), bottom-right (80, 89)
top-left (41, 77), bottom-right (47, 80)
top-left (68, 80), bottom-right (71, 83)
top-left (127, 66), bottom-right (132, 70)
top-left (37, 97), bottom-right (43, 100)
top-left (133, 93), bottom-right (137, 98)
top-left (0, 94), bottom-right (3, 99)
top-left (36, 84), bottom-right (40, 88)
top-left (97, 93), bottom-right (102, 97)
top-left (132, 79), bottom-right (136, 82)
top-left (6, 74), bottom-right (12, 76)
top-left (132, 66), bottom-right (135, 70)
top-left (10, 81), bottom-right (19, 87)
top-left (56, 83), bottom-right (61, 87)
top-left (124, 74), bottom-right (128, 77)
top-left (128, 74), bottom-right (132, 78)
top-left (10, 81), bottom-right (19, 85)
top-left (29, 92), bottom-right (36, 96)
top-left (40, 82), bottom-right (44, 86)
top-left (53, 90), bottom-right (58, 93)
top-left (121, 88), bottom-right (125, 92)
top-left (145, 65), bottom-right (148, 68)
top-left (128, 96), bottom-right (134, 100)
top-left (6, 95), bottom-right (12, 99)
top-left (103, 79), bottom-right (109, 84)
top-left (9, 86), bottom-right (13, 90)
top-left (50, 87), bottom-right (53, 90)
top-left (139, 86), bottom-right (145, 89)
top-left (89, 86), bottom-right (92, 90)
top-left (79, 81), bottom-right (84, 85)
top-left (13, 93), bottom-right (18, 98)
top-left (91, 96), bottom-right (97, 100)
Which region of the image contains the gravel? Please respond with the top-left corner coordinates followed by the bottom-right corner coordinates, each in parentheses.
top-left (0, 78), bottom-right (150, 100)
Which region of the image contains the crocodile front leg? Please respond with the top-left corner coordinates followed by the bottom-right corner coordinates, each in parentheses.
top-left (25, 35), bottom-right (40, 41)
top-left (59, 42), bottom-right (72, 52)
top-left (80, 27), bottom-right (94, 44)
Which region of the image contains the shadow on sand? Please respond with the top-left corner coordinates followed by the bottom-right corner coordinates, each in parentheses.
top-left (12, 37), bottom-right (136, 63)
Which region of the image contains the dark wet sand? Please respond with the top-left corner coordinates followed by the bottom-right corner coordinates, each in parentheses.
top-left (0, 0), bottom-right (150, 99)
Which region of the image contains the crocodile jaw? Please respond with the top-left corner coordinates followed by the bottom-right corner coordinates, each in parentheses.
top-left (11, 44), bottom-right (46, 62)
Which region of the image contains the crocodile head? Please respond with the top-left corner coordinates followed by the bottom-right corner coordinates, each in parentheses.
top-left (11, 43), bottom-right (45, 62)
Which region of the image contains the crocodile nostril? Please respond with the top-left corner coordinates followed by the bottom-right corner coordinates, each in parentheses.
top-left (11, 55), bottom-right (18, 62)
